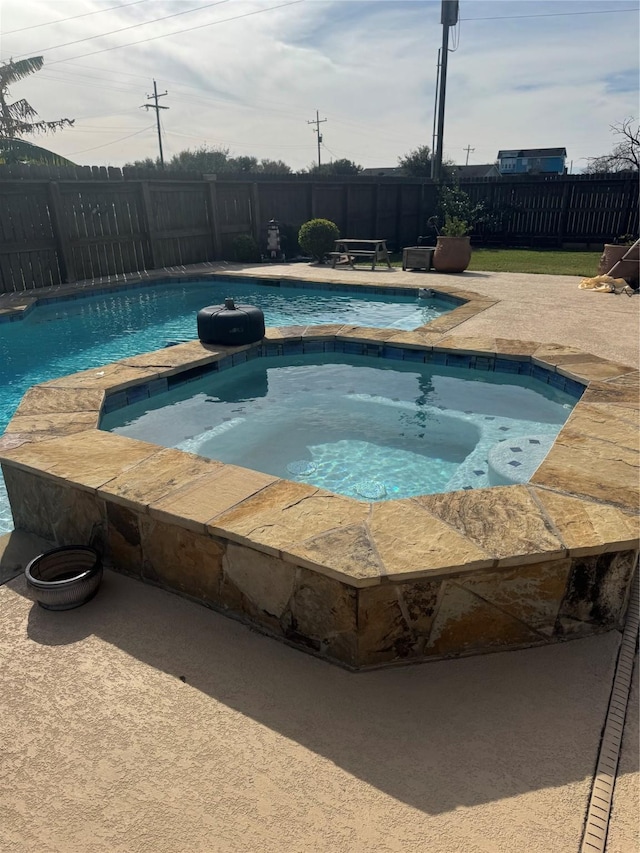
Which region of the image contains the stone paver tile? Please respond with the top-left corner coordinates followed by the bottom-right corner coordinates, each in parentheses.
top-left (434, 335), bottom-right (498, 354)
top-left (367, 499), bottom-right (493, 579)
top-left (581, 372), bottom-right (640, 408)
top-left (532, 343), bottom-right (597, 368)
top-left (211, 479), bottom-right (368, 557)
top-left (336, 326), bottom-right (397, 343)
top-left (531, 435), bottom-right (639, 509)
top-left (11, 386), bottom-right (105, 416)
top-left (557, 360), bottom-right (636, 383)
top-left (264, 325), bottom-right (307, 340)
top-left (139, 515), bottom-right (224, 604)
top-left (357, 579), bottom-right (442, 665)
top-left (385, 330), bottom-right (444, 348)
top-left (457, 558), bottom-right (572, 632)
top-left (151, 464), bottom-right (278, 533)
top-left (531, 488), bottom-right (640, 555)
top-left (286, 523), bottom-right (383, 585)
top-left (494, 338), bottom-right (541, 358)
top-left (41, 362), bottom-right (162, 391)
top-left (0, 430), bottom-right (160, 490)
top-left (301, 323), bottom-right (351, 339)
top-left (561, 402), bottom-right (640, 452)
top-left (99, 448), bottom-right (222, 510)
top-left (416, 485), bottom-right (567, 565)
top-left (4, 412), bottom-right (100, 440)
top-left (426, 581), bottom-right (544, 656)
top-left (442, 292), bottom-right (495, 305)
top-left (118, 342), bottom-right (228, 371)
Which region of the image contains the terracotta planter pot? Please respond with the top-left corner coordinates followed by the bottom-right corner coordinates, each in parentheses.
top-left (432, 236), bottom-right (472, 273)
top-left (597, 244), bottom-right (639, 282)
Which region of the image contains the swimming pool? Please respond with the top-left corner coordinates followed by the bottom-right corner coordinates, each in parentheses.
top-left (102, 354), bottom-right (577, 501)
top-left (0, 277), bottom-right (455, 533)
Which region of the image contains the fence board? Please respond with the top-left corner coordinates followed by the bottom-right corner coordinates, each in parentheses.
top-left (0, 172), bottom-right (637, 293)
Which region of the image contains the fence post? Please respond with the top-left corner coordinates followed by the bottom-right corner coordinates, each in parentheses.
top-left (557, 180), bottom-right (571, 247)
top-left (251, 182), bottom-right (262, 249)
top-left (47, 182), bottom-right (76, 283)
top-left (205, 179), bottom-right (222, 259)
top-left (373, 183), bottom-right (380, 237)
top-left (342, 183), bottom-right (350, 235)
top-left (622, 177), bottom-right (637, 237)
top-left (138, 181), bottom-right (158, 269)
top-left (395, 184), bottom-right (402, 253)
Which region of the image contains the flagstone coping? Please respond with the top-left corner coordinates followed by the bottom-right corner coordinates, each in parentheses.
top-left (0, 324), bottom-right (637, 588)
top-left (0, 282), bottom-right (638, 667)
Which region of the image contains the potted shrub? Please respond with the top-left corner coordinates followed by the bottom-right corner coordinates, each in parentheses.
top-left (597, 234), bottom-right (638, 283)
top-left (298, 218), bottom-right (339, 264)
top-left (430, 185), bottom-right (484, 273)
top-left (432, 215), bottom-right (473, 273)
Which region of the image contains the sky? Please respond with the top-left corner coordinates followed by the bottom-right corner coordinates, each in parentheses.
top-left (0, 0), bottom-right (638, 172)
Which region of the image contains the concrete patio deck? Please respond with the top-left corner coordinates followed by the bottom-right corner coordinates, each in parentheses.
top-left (0, 263), bottom-right (638, 851)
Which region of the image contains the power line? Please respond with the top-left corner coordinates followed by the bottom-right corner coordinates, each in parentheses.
top-left (68, 124), bottom-right (154, 155)
top-left (2, 0), bottom-right (153, 36)
top-left (462, 7), bottom-right (639, 21)
top-left (13, 0), bottom-right (232, 60)
top-left (463, 145), bottom-right (475, 165)
top-left (42, 1), bottom-right (305, 67)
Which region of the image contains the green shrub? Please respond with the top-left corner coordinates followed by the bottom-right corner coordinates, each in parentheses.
top-left (298, 218), bottom-right (339, 263)
top-left (440, 215), bottom-right (472, 237)
top-left (231, 234), bottom-right (261, 263)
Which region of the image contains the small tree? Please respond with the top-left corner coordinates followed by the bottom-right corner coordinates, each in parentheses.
top-left (398, 144), bottom-right (456, 180)
top-left (304, 159), bottom-right (362, 176)
top-left (257, 158), bottom-right (292, 174)
top-left (298, 218), bottom-right (339, 262)
top-left (585, 117), bottom-right (639, 173)
top-left (0, 56), bottom-right (74, 164)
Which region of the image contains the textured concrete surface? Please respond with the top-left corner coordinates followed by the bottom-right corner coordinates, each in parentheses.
top-left (0, 263), bottom-right (638, 847)
top-left (607, 656), bottom-right (640, 852)
top-left (0, 563), bottom-right (628, 853)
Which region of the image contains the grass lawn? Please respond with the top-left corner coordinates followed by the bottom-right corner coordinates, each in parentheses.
top-left (389, 248), bottom-right (601, 276)
top-left (466, 248), bottom-right (601, 276)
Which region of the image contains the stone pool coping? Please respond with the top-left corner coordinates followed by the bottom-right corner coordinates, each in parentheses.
top-left (0, 279), bottom-right (638, 667)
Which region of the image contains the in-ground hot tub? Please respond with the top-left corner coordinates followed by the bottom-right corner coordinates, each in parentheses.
top-left (0, 325), bottom-right (637, 669)
top-left (100, 353), bottom-right (578, 501)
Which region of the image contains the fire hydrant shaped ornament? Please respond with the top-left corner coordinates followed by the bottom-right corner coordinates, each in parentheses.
top-left (266, 219), bottom-right (283, 261)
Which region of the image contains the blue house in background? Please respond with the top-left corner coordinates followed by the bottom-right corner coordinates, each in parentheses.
top-left (497, 148), bottom-right (567, 175)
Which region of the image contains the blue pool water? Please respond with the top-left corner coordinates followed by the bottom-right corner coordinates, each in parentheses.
top-left (102, 355), bottom-right (577, 502)
top-left (0, 278), bottom-right (452, 532)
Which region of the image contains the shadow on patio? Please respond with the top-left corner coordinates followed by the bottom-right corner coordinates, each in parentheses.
top-left (15, 566), bottom-right (632, 817)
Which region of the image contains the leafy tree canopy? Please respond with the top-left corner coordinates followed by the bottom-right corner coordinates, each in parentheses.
top-left (0, 56), bottom-right (75, 164)
top-left (304, 158), bottom-right (363, 176)
top-left (126, 145), bottom-right (293, 174)
top-left (584, 117), bottom-right (639, 173)
top-left (398, 144), bottom-right (456, 180)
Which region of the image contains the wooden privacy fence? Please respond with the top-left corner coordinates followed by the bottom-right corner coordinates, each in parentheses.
top-left (0, 171), bottom-right (637, 293)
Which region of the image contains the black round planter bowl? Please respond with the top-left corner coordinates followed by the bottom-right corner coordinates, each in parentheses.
top-left (25, 546), bottom-right (103, 611)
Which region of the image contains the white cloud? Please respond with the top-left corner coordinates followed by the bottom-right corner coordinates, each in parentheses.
top-left (0, 0), bottom-right (637, 170)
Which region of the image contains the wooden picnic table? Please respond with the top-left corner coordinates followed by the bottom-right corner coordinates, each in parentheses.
top-left (330, 238), bottom-right (392, 270)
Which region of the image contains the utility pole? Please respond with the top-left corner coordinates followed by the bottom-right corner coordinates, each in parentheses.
top-left (141, 80), bottom-right (169, 169)
top-left (307, 110), bottom-right (327, 169)
top-left (463, 144), bottom-right (475, 165)
top-left (431, 0), bottom-right (459, 181)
